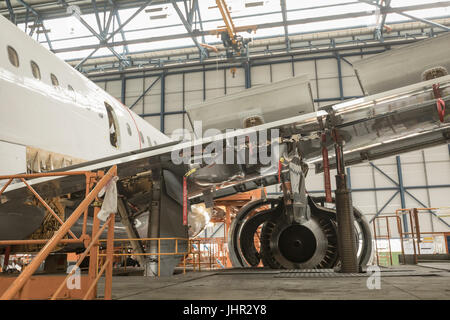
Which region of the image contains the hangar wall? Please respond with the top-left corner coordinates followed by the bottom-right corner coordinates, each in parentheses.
top-left (94, 46), bottom-right (450, 234)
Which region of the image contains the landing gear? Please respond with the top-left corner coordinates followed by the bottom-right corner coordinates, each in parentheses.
top-left (227, 196), bottom-right (372, 270)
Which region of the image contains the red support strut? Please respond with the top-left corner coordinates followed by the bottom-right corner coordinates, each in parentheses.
top-left (321, 133), bottom-right (332, 203)
top-left (433, 83), bottom-right (446, 123)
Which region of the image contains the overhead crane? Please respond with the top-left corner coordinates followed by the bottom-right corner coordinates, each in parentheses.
top-left (211, 0), bottom-right (257, 59)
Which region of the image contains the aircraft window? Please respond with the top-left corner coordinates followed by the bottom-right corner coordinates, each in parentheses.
top-left (147, 137), bottom-right (152, 146)
top-left (68, 85), bottom-right (74, 92)
top-left (50, 73), bottom-right (59, 86)
top-left (139, 131), bottom-right (145, 144)
top-left (30, 61), bottom-right (41, 79)
top-left (126, 123), bottom-right (132, 136)
top-left (7, 46), bottom-right (19, 67)
top-left (105, 102), bottom-right (119, 148)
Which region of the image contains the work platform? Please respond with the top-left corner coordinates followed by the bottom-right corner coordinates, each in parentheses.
top-left (96, 264), bottom-right (450, 300)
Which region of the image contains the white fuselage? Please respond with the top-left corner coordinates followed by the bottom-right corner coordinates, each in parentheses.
top-left (0, 15), bottom-right (171, 174)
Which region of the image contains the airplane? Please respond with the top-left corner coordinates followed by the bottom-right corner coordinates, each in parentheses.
top-left (0, 13), bottom-right (449, 276)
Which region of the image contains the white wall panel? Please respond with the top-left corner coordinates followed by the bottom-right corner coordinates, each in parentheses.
top-left (225, 67), bottom-right (245, 94)
top-left (251, 65), bottom-right (271, 86)
top-left (340, 59), bottom-right (357, 77)
top-left (165, 114), bottom-right (183, 136)
top-left (401, 163), bottom-right (426, 186)
top-left (143, 76), bottom-right (161, 114)
top-left (205, 69), bottom-right (224, 91)
top-left (305, 169), bottom-right (337, 191)
top-left (424, 145), bottom-right (450, 162)
top-left (96, 81), bottom-right (106, 90)
top-left (317, 78), bottom-right (340, 98)
top-left (105, 80), bottom-right (122, 101)
top-left (316, 58), bottom-right (338, 78)
top-left (352, 192), bottom-right (377, 215)
top-left (426, 161), bottom-right (450, 186)
top-left (165, 74), bottom-right (183, 113)
top-left (271, 62), bottom-right (293, 82)
top-left (348, 166), bottom-right (373, 189)
top-left (205, 69), bottom-right (225, 100)
top-left (294, 60), bottom-right (316, 80)
top-left (125, 78), bottom-right (143, 111)
top-left (185, 72), bottom-right (203, 106)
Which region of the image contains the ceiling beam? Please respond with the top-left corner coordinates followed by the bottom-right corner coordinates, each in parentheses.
top-left (170, 0), bottom-right (208, 59)
top-left (360, 0), bottom-right (450, 31)
top-left (15, 0), bottom-right (53, 51)
top-left (50, 2), bottom-right (450, 54)
top-left (280, 0), bottom-right (289, 50)
top-left (70, 0), bottom-right (156, 69)
top-left (59, 0), bottom-right (128, 68)
top-left (375, 0), bottom-right (391, 40)
top-left (91, 0), bottom-right (103, 34)
top-left (5, 0), bottom-right (15, 24)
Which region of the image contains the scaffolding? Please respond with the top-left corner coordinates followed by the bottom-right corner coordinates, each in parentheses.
top-left (0, 165), bottom-right (117, 300)
top-left (371, 207), bottom-right (450, 267)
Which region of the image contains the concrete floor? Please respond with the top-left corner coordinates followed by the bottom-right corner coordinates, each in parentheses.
top-left (97, 264), bottom-right (450, 300)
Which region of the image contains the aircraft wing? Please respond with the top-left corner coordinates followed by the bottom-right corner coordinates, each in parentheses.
top-left (2, 73), bottom-right (449, 204)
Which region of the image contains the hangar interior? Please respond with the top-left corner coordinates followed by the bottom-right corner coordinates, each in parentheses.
top-left (0, 0), bottom-right (449, 300)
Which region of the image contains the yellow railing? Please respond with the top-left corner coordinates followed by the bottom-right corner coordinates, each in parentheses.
top-left (97, 238), bottom-right (202, 276)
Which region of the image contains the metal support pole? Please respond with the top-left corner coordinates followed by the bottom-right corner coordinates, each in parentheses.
top-left (120, 74), bottom-right (126, 104)
top-left (145, 169), bottom-right (161, 277)
top-left (336, 53), bottom-right (344, 100)
top-left (244, 61), bottom-right (251, 89)
top-left (104, 213), bottom-right (115, 300)
top-left (333, 130), bottom-right (358, 273)
top-left (87, 205), bottom-right (101, 299)
top-left (321, 133), bottom-right (332, 203)
top-left (160, 73), bottom-right (166, 133)
top-left (5, 0), bottom-right (15, 24)
top-left (203, 66), bottom-right (206, 100)
top-left (396, 156), bottom-right (409, 233)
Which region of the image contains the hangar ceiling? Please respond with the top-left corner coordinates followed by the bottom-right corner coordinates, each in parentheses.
top-left (1, 0), bottom-right (450, 75)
